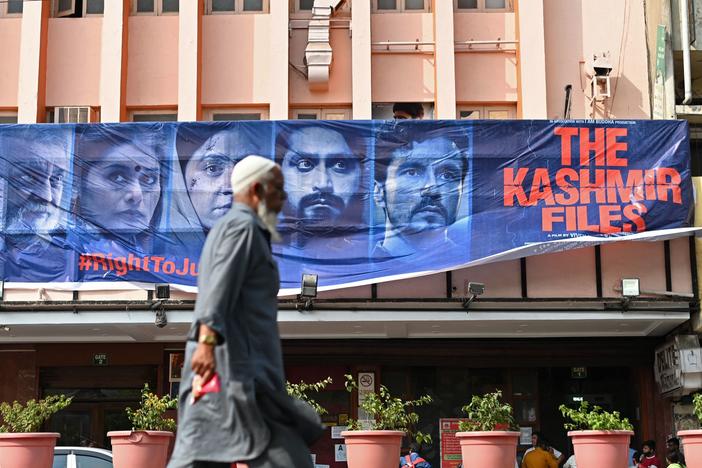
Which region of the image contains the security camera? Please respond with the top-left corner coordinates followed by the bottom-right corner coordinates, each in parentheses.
top-left (155, 308), bottom-right (168, 328)
top-left (463, 282), bottom-right (486, 310)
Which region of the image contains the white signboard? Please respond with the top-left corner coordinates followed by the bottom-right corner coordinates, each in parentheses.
top-left (655, 341), bottom-right (684, 394)
top-left (335, 444), bottom-right (347, 462)
top-left (331, 425), bottom-right (348, 439)
top-left (357, 372), bottom-right (375, 429)
top-left (520, 427), bottom-right (533, 446)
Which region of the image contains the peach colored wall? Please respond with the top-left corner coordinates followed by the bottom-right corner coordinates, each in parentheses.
top-left (201, 15), bottom-right (270, 105)
top-left (454, 12), bottom-right (517, 103)
top-left (290, 28), bottom-right (352, 105)
top-left (377, 273), bottom-right (446, 299)
top-left (543, 0), bottom-right (651, 119)
top-left (371, 13), bottom-right (435, 102)
top-left (126, 16), bottom-right (178, 107)
top-left (601, 242), bottom-right (666, 296)
top-left (527, 248), bottom-right (597, 298)
top-left (452, 260), bottom-right (522, 298)
top-left (671, 237), bottom-right (694, 295)
top-left (0, 19), bottom-right (21, 108)
top-left (46, 18), bottom-right (102, 107)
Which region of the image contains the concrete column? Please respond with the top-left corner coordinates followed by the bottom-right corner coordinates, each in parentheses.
top-left (100, 0), bottom-right (130, 122)
top-left (17, 0), bottom-right (50, 123)
top-left (269, 0), bottom-right (289, 120)
top-left (352, 0), bottom-right (372, 119)
top-left (433, 0), bottom-right (456, 119)
top-left (178, 0), bottom-right (203, 121)
top-left (516, 0), bottom-right (548, 119)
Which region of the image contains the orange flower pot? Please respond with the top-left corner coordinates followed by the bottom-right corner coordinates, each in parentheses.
top-left (568, 430), bottom-right (633, 468)
top-left (455, 431), bottom-right (519, 468)
top-left (108, 430), bottom-right (174, 468)
top-left (678, 430), bottom-right (702, 468)
top-left (341, 430), bottom-right (404, 468)
top-left (0, 432), bottom-right (60, 468)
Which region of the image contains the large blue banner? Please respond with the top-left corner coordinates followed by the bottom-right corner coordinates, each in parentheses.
top-left (0, 120), bottom-right (693, 293)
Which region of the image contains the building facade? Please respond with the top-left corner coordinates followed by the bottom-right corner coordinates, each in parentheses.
top-left (0, 0), bottom-right (699, 466)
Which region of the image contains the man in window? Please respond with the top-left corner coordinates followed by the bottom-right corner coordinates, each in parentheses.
top-left (373, 124), bottom-right (468, 262)
top-left (1, 126), bottom-right (74, 282)
top-left (275, 124), bottom-right (366, 251)
top-left (393, 102), bottom-right (424, 120)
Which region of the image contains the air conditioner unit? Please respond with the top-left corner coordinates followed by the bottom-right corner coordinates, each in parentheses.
top-left (52, 106), bottom-right (90, 124)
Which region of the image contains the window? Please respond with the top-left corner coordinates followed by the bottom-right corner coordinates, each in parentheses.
top-left (52, 0), bottom-right (104, 17)
top-left (1, 0), bottom-right (23, 16)
top-left (371, 102), bottom-right (434, 119)
top-left (75, 455), bottom-right (112, 468)
top-left (373, 0), bottom-right (428, 12)
top-left (458, 105), bottom-right (516, 120)
top-left (296, 0), bottom-right (314, 11)
top-left (131, 111), bottom-right (178, 122)
top-left (204, 107), bottom-right (268, 120)
top-left (455, 0), bottom-right (511, 11)
top-left (290, 108), bottom-right (351, 120)
top-left (47, 106), bottom-right (94, 123)
top-left (133, 0), bottom-right (178, 15)
top-left (0, 114), bottom-right (18, 124)
top-left (208, 0), bottom-right (266, 13)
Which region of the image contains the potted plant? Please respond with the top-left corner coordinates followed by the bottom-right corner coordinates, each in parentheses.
top-left (108, 384), bottom-right (178, 468)
top-left (0, 394), bottom-right (73, 468)
top-left (677, 393), bottom-right (702, 468)
top-left (340, 374), bottom-right (432, 468)
top-left (559, 400), bottom-right (634, 468)
top-left (454, 390), bottom-right (519, 468)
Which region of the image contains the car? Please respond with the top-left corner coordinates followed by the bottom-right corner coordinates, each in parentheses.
top-left (53, 446), bottom-right (113, 468)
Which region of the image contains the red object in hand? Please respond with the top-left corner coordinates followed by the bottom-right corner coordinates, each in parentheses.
top-left (191, 372), bottom-right (221, 404)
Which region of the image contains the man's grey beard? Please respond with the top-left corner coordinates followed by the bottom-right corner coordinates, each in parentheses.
top-left (257, 201), bottom-right (281, 242)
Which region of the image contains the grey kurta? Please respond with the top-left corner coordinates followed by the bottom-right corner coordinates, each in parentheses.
top-left (168, 203), bottom-right (321, 467)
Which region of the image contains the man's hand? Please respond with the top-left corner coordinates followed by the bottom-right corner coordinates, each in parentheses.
top-left (191, 324), bottom-right (218, 382)
top-left (191, 342), bottom-right (216, 383)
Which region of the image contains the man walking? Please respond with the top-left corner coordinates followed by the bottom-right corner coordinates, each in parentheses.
top-left (168, 156), bottom-right (323, 468)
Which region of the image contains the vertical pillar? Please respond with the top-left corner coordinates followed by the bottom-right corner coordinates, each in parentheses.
top-left (433, 0), bottom-right (456, 119)
top-left (17, 0), bottom-right (50, 123)
top-left (515, 0), bottom-right (548, 119)
top-left (269, 0), bottom-right (289, 120)
top-left (100, 0), bottom-right (130, 122)
top-left (352, 0), bottom-right (372, 119)
top-left (178, 0), bottom-right (203, 121)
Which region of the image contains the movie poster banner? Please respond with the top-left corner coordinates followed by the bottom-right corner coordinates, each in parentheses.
top-left (0, 120), bottom-right (693, 293)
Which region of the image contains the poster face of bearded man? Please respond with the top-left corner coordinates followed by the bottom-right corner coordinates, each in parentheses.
top-left (279, 126), bottom-right (362, 229)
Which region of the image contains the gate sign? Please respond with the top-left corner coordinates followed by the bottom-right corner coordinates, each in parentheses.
top-left (0, 120), bottom-right (694, 293)
top-left (655, 336), bottom-right (702, 396)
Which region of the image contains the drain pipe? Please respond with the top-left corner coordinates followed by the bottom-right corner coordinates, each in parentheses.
top-left (681, 0), bottom-right (693, 104)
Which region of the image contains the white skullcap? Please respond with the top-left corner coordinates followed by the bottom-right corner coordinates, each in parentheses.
top-left (230, 155), bottom-right (277, 194)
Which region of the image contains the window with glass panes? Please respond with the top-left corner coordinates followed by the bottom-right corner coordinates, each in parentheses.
top-left (455, 0), bottom-right (510, 10)
top-left (134, 0), bottom-right (178, 14)
top-left (209, 0), bottom-right (266, 13)
top-left (374, 0), bottom-right (427, 11)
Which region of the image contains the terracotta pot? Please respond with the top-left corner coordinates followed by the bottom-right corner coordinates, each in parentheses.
top-left (568, 430), bottom-right (634, 468)
top-left (455, 431), bottom-right (519, 468)
top-left (0, 432), bottom-right (60, 468)
top-left (341, 430), bottom-right (404, 468)
top-left (678, 430), bottom-right (702, 468)
top-left (108, 430), bottom-right (174, 468)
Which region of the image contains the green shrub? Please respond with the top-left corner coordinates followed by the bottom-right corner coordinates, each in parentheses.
top-left (693, 393), bottom-right (702, 424)
top-left (125, 384), bottom-right (178, 432)
top-left (559, 400), bottom-right (633, 431)
top-left (459, 390), bottom-right (516, 432)
top-left (286, 377), bottom-right (332, 416)
top-left (344, 374), bottom-right (432, 445)
top-left (0, 395), bottom-right (73, 433)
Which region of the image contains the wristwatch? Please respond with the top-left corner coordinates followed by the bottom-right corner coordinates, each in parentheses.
top-left (198, 334), bottom-right (218, 346)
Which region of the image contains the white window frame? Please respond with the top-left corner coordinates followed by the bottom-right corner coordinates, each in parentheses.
top-left (53, 0), bottom-right (76, 17)
top-left (458, 105), bottom-right (516, 120)
top-left (129, 109), bottom-right (178, 122)
top-left (0, 0), bottom-right (23, 17)
top-left (289, 108), bottom-right (351, 120)
top-left (47, 106), bottom-right (94, 123)
top-left (454, 0), bottom-right (513, 12)
top-left (204, 107), bottom-right (269, 121)
top-left (0, 111), bottom-right (18, 124)
top-left (207, 0), bottom-right (268, 14)
top-left (372, 0), bottom-right (430, 13)
top-left (132, 0), bottom-right (179, 16)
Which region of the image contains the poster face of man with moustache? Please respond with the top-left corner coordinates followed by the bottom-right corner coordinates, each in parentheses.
top-left (278, 126), bottom-right (362, 235)
top-left (374, 135), bottom-right (466, 258)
